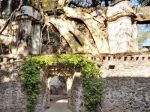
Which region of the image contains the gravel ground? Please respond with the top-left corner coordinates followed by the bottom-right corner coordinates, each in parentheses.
top-left (44, 99), bottom-right (72, 112)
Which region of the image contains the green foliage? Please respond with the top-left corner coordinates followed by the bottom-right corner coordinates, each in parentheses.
top-left (19, 54), bottom-right (103, 112)
top-left (138, 37), bottom-right (146, 42)
top-left (138, 31), bottom-right (150, 42)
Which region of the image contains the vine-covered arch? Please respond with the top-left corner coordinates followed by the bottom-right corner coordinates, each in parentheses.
top-left (19, 54), bottom-right (103, 112)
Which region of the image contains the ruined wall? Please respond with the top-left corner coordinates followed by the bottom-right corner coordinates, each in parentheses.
top-left (102, 77), bottom-right (150, 112)
top-left (0, 70), bottom-right (27, 112)
top-left (0, 63), bottom-right (50, 112)
top-left (64, 54), bottom-right (150, 112)
top-left (1, 0), bottom-right (150, 112)
top-left (101, 54), bottom-right (150, 112)
top-left (107, 0), bottom-right (138, 53)
top-left (1, 54), bottom-right (150, 112)
top-left (0, 58), bottom-right (84, 112)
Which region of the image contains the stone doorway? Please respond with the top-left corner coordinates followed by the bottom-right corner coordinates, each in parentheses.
top-left (44, 75), bottom-right (72, 112)
top-left (49, 76), bottom-right (67, 97)
top-left (42, 70), bottom-right (84, 112)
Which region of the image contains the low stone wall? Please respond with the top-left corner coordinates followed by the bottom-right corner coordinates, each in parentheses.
top-left (0, 69), bottom-right (49, 112)
top-left (101, 55), bottom-right (150, 112)
top-left (0, 70), bottom-right (27, 112)
top-left (101, 77), bottom-right (150, 112)
top-left (101, 55), bottom-right (150, 78)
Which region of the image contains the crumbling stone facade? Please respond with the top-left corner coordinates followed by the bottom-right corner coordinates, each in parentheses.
top-left (107, 0), bottom-right (138, 53)
top-left (101, 54), bottom-right (150, 112)
top-left (1, 54), bottom-right (150, 112)
top-left (0, 0), bottom-right (150, 112)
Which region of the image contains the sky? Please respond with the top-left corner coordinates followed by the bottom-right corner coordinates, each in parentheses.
top-left (130, 0), bottom-right (139, 6)
top-left (130, 0), bottom-right (150, 46)
top-left (138, 24), bottom-right (150, 46)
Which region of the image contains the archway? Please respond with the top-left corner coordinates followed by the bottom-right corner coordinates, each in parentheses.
top-left (33, 59), bottom-right (88, 112)
top-left (44, 69), bottom-right (84, 112)
top-left (19, 54), bottom-right (103, 112)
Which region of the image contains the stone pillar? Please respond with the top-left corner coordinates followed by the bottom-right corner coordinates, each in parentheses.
top-left (107, 0), bottom-right (138, 54)
top-left (0, 0), bottom-right (3, 17)
top-left (34, 69), bottom-right (50, 112)
top-left (68, 72), bottom-right (85, 112)
top-left (66, 76), bottom-right (73, 96)
top-left (31, 23), bottom-right (42, 54)
top-left (16, 5), bottom-right (42, 55)
top-left (2, 0), bottom-right (12, 18)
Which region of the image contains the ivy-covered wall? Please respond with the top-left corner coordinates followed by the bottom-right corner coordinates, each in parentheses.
top-left (19, 54), bottom-right (103, 112)
top-left (0, 54), bottom-right (103, 112)
top-left (1, 54), bottom-right (150, 112)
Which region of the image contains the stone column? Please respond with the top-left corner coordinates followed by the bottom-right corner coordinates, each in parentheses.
top-left (16, 5), bottom-right (42, 55)
top-left (0, 0), bottom-right (3, 17)
top-left (68, 72), bottom-right (85, 112)
top-left (31, 23), bottom-right (42, 54)
top-left (2, 0), bottom-right (12, 18)
top-left (107, 0), bottom-right (138, 54)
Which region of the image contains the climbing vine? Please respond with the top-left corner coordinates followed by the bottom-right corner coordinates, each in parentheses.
top-left (19, 54), bottom-right (103, 112)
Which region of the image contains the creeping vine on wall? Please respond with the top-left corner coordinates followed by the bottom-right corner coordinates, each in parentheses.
top-left (19, 54), bottom-right (103, 112)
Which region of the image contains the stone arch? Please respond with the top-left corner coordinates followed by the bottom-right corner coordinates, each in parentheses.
top-left (19, 54), bottom-right (102, 112)
top-left (33, 64), bottom-right (85, 112)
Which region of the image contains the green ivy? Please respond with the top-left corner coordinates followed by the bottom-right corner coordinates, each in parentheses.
top-left (19, 54), bottom-right (103, 112)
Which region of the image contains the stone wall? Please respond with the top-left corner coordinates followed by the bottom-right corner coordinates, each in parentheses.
top-left (0, 70), bottom-right (27, 112)
top-left (0, 68), bottom-right (50, 112)
top-left (1, 54), bottom-right (150, 112)
top-left (101, 54), bottom-right (150, 112)
top-left (101, 77), bottom-right (150, 112)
